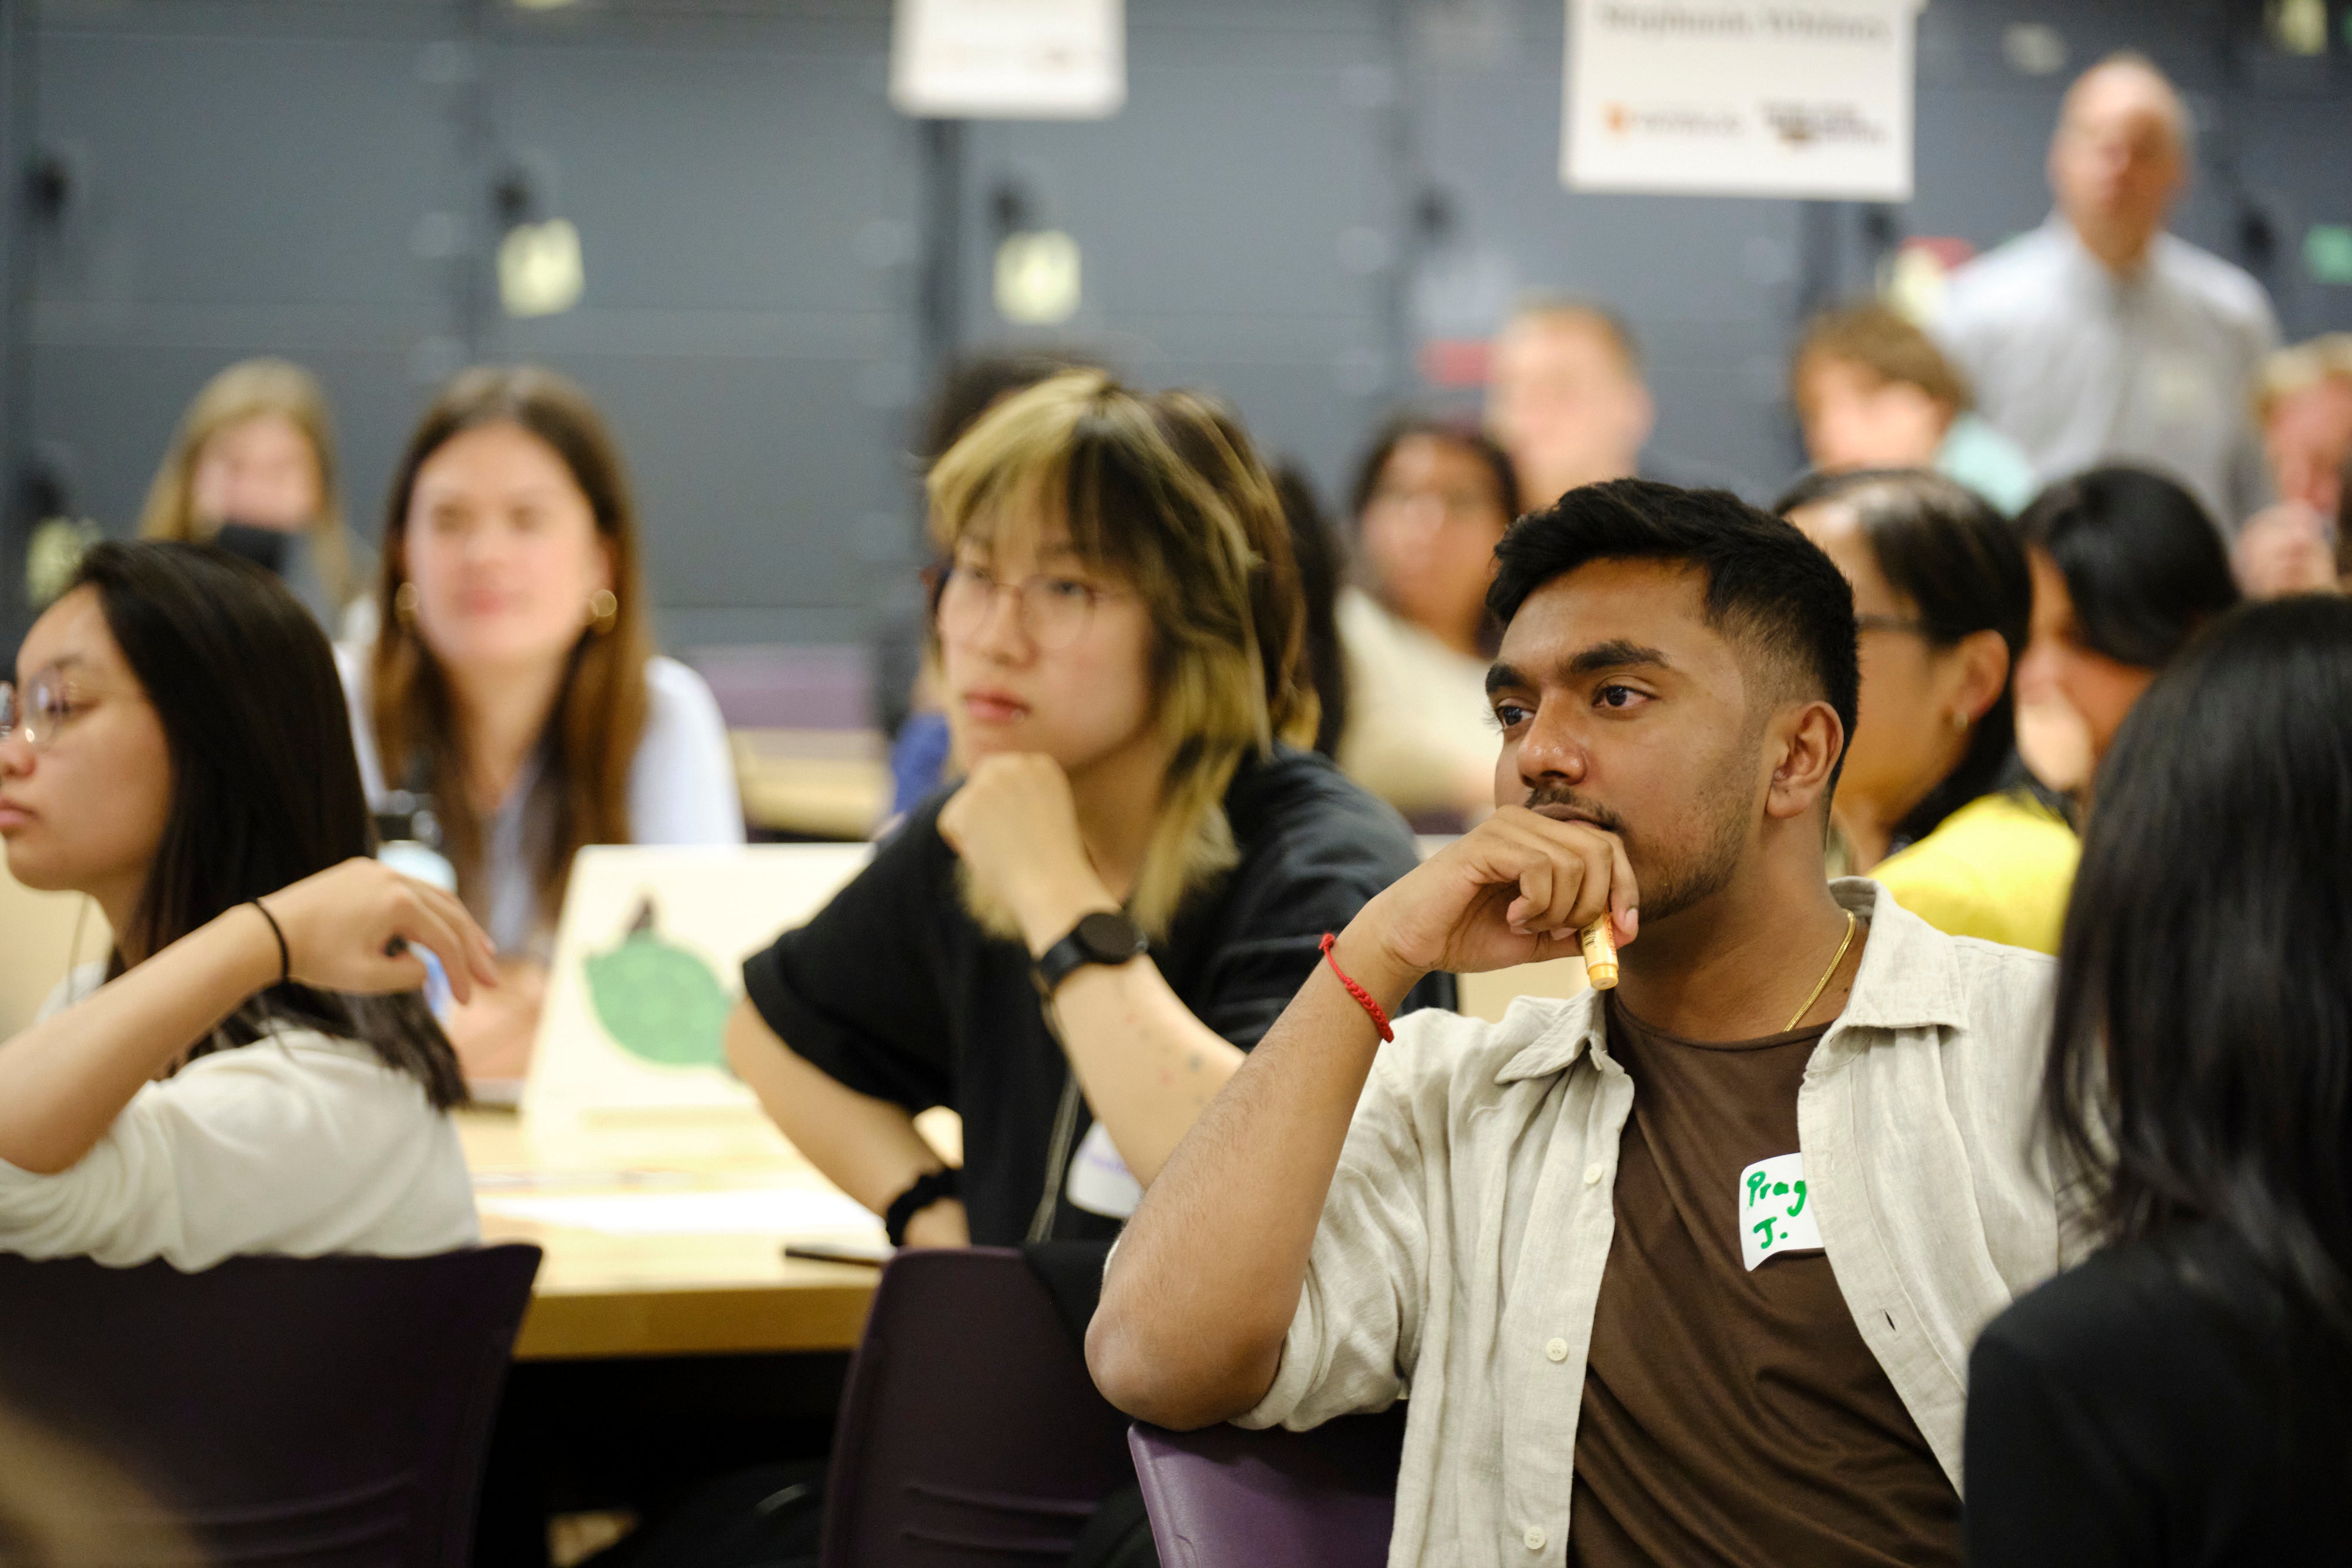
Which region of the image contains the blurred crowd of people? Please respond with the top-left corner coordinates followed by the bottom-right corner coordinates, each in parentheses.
top-left (4, 45), bottom-right (2350, 1568)
top-left (13, 43), bottom-right (2338, 1108)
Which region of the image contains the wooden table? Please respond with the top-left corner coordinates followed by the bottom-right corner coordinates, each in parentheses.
top-left (460, 1109), bottom-right (886, 1362)
top-left (730, 728), bottom-right (891, 841)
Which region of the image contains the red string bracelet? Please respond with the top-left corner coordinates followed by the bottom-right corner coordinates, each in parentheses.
top-left (1319, 932), bottom-right (1395, 1043)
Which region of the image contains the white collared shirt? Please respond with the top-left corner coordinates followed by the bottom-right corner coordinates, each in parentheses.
top-left (1932, 216), bottom-right (2278, 530)
top-left (1238, 881), bottom-right (2082, 1568)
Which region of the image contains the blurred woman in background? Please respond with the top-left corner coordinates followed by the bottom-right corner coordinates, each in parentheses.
top-left (1965, 596), bottom-right (2352, 1564)
top-left (2016, 466), bottom-right (2241, 781)
top-left (345, 366), bottom-right (740, 1088)
top-left (139, 358), bottom-right (370, 637)
top-left (1333, 416), bottom-right (1521, 829)
top-left (1779, 468), bottom-right (2077, 952)
top-left (0, 541), bottom-right (491, 1269)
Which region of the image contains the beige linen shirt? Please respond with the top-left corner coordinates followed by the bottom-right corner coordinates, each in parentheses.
top-left (1240, 880), bottom-right (2079, 1567)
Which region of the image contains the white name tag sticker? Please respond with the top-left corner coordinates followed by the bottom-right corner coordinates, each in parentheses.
top-left (1739, 1152), bottom-right (1823, 1271)
top-left (1065, 1118), bottom-right (1143, 1219)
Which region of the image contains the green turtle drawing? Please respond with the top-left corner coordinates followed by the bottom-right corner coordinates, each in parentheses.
top-left (584, 897), bottom-right (734, 1069)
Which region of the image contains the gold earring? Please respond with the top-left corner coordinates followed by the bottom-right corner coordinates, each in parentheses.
top-left (394, 581), bottom-right (420, 627)
top-left (1952, 710), bottom-right (1970, 731)
top-left (587, 588), bottom-right (619, 635)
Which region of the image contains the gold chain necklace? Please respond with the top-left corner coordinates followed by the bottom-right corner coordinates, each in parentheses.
top-left (1784, 910), bottom-right (1859, 1033)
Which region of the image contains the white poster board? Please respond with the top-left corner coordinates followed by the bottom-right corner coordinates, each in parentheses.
top-left (522, 844), bottom-right (873, 1165)
top-left (1562, 0), bottom-right (1917, 200)
top-left (891, 0), bottom-right (1125, 119)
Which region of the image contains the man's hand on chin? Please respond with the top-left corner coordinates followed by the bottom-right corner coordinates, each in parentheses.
top-left (1354, 804), bottom-right (1640, 988)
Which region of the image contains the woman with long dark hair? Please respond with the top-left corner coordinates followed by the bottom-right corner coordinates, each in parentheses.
top-left (348, 366), bottom-right (740, 1085)
top-left (0, 541), bottom-right (496, 1268)
top-left (1779, 467), bottom-right (2078, 951)
top-left (1963, 596), bottom-right (2352, 1564)
top-left (2016, 465), bottom-right (2241, 774)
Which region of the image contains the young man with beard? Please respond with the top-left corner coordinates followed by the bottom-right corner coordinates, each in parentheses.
top-left (1088, 479), bottom-right (2074, 1567)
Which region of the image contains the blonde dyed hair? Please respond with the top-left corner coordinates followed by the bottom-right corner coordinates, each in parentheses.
top-left (929, 370), bottom-right (1317, 940)
top-left (139, 357), bottom-right (359, 609)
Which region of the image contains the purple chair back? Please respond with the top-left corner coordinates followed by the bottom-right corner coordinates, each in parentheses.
top-left (1127, 1406), bottom-right (1409, 1568)
top-left (818, 1247), bottom-right (1135, 1567)
top-left (681, 643), bottom-right (873, 731)
top-left (0, 1245), bottom-right (542, 1568)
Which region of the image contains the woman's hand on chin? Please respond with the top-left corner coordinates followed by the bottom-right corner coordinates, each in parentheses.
top-left (258, 858), bottom-right (500, 1002)
top-left (937, 753), bottom-right (1115, 951)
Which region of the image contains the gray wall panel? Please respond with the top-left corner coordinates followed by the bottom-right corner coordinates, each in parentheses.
top-left (33, 26), bottom-right (459, 310)
top-left (1412, 2), bottom-right (1808, 496)
top-left (480, 7), bottom-right (920, 626)
top-left (27, 341), bottom-right (427, 559)
top-left (954, 1), bottom-right (1398, 502)
top-left (5, 0), bottom-right (2347, 657)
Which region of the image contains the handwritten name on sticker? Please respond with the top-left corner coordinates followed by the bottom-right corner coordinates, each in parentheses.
top-left (1738, 1151), bottom-right (1824, 1272)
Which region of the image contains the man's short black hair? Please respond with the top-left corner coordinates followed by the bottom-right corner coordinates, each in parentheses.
top-left (1488, 477), bottom-right (1860, 792)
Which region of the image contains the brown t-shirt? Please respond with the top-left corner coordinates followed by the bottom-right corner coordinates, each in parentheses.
top-left (1566, 994), bottom-right (1962, 1568)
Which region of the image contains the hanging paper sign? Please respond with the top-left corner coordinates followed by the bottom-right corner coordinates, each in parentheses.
top-left (1562, 0), bottom-right (1917, 200)
top-left (891, 0), bottom-right (1126, 120)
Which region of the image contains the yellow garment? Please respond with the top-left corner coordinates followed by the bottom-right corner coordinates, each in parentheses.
top-left (1869, 792), bottom-right (2079, 955)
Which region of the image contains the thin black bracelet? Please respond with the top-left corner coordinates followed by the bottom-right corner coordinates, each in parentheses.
top-left (884, 1167), bottom-right (961, 1248)
top-left (249, 899), bottom-right (290, 988)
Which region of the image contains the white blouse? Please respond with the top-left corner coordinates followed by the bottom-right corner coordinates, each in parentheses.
top-left (1334, 588), bottom-right (1501, 820)
top-left (336, 646), bottom-right (746, 954)
top-left (0, 969), bottom-right (479, 1270)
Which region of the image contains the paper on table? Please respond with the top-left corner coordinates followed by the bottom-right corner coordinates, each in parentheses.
top-left (480, 1188), bottom-right (881, 1238)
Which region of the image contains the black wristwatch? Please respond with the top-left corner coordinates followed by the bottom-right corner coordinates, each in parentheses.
top-left (885, 1167), bottom-right (961, 1248)
top-left (1032, 910), bottom-right (1148, 998)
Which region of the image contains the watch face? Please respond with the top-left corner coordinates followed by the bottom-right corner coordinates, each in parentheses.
top-left (1075, 910), bottom-right (1147, 962)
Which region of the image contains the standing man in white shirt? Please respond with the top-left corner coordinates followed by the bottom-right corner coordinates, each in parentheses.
top-left (1933, 53), bottom-right (2279, 531)
top-left (1089, 480), bottom-right (2073, 1567)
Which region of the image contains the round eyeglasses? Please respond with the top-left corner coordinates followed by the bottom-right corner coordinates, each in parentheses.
top-left (928, 561), bottom-right (1118, 653)
top-left (0, 672), bottom-right (87, 751)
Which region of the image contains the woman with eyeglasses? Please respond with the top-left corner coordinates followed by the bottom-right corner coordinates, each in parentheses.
top-left (726, 371), bottom-right (1440, 1253)
top-left (1779, 468), bottom-right (2079, 952)
top-left (0, 541), bottom-right (496, 1268)
top-left (1964, 596), bottom-right (2352, 1565)
top-left (1332, 416), bottom-right (1522, 829)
